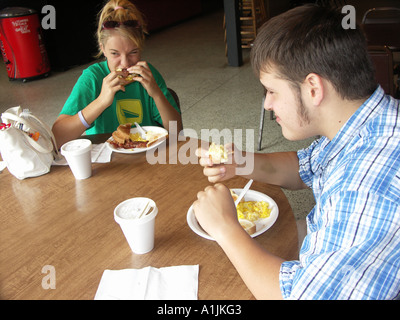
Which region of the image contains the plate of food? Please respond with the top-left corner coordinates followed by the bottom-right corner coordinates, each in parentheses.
top-left (187, 188), bottom-right (279, 241)
top-left (106, 124), bottom-right (168, 154)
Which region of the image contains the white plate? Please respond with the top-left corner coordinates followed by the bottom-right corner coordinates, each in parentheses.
top-left (187, 189), bottom-right (279, 241)
top-left (106, 126), bottom-right (168, 154)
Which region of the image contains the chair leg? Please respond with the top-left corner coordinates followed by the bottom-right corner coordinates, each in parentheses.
top-left (258, 96), bottom-right (265, 151)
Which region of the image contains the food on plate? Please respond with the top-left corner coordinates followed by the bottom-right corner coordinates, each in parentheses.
top-left (108, 123), bottom-right (168, 149)
top-left (145, 131), bottom-right (168, 147)
top-left (129, 132), bottom-right (147, 142)
top-left (116, 68), bottom-right (139, 86)
top-left (237, 200), bottom-right (271, 221)
top-left (230, 189), bottom-right (272, 234)
top-left (207, 142), bottom-right (228, 163)
top-left (111, 123), bottom-right (131, 144)
top-left (239, 219), bottom-right (256, 235)
top-left (230, 189), bottom-right (239, 202)
top-left (109, 123), bottom-right (147, 149)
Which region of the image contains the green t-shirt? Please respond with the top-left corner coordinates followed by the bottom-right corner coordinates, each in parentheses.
top-left (59, 60), bottom-right (179, 135)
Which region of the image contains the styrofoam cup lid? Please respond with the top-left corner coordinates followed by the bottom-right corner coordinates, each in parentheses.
top-left (114, 198), bottom-right (158, 225)
top-left (61, 139), bottom-right (92, 156)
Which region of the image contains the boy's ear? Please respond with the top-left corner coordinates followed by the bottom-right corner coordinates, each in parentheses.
top-left (304, 73), bottom-right (324, 106)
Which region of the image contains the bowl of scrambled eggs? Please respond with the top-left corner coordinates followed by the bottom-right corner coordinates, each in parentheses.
top-left (187, 188), bottom-right (279, 241)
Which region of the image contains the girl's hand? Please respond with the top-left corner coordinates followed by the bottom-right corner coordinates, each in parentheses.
top-left (127, 61), bottom-right (161, 98)
top-left (98, 71), bottom-right (125, 109)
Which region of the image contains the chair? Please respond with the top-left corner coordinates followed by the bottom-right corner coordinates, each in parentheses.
top-left (362, 7), bottom-right (400, 24)
top-left (258, 95), bottom-right (266, 151)
top-left (361, 7), bottom-right (400, 51)
top-left (257, 92), bottom-right (275, 151)
top-left (239, 0), bottom-right (267, 49)
top-left (163, 88), bottom-right (182, 128)
top-left (223, 0), bottom-right (267, 55)
top-left (368, 46), bottom-right (395, 96)
top-left (167, 88), bottom-right (180, 111)
top-left (362, 8), bottom-right (400, 97)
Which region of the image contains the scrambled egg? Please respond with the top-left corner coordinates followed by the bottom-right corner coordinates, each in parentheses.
top-left (130, 131), bottom-right (159, 142)
top-left (129, 132), bottom-right (147, 142)
top-left (237, 201), bottom-right (271, 222)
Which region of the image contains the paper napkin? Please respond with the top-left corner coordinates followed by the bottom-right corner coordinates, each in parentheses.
top-left (90, 143), bottom-right (112, 163)
top-left (94, 265), bottom-right (199, 300)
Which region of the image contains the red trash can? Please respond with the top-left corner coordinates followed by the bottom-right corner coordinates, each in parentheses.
top-left (0, 7), bottom-right (50, 82)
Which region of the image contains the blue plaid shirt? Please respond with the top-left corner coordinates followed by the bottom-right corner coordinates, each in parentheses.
top-left (280, 86), bottom-right (400, 299)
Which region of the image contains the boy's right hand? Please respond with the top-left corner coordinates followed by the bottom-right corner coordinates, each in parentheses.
top-left (196, 143), bottom-right (238, 183)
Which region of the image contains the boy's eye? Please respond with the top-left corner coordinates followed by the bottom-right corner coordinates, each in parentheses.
top-left (263, 87), bottom-right (274, 96)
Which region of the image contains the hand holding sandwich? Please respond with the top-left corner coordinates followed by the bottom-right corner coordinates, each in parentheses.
top-left (196, 143), bottom-right (239, 183)
top-left (125, 61), bottom-right (160, 98)
top-left (125, 61), bottom-right (182, 132)
top-left (98, 70), bottom-right (127, 108)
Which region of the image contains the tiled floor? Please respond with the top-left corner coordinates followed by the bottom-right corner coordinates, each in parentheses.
top-left (0, 9), bottom-right (316, 222)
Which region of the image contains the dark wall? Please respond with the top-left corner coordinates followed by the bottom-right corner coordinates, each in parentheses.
top-left (0, 0), bottom-right (223, 71)
top-left (0, 0), bottom-right (101, 71)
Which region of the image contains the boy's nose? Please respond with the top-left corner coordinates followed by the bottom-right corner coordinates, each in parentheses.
top-left (263, 96), bottom-right (273, 111)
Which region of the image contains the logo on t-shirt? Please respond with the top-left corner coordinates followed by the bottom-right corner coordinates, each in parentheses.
top-left (116, 99), bottom-right (143, 124)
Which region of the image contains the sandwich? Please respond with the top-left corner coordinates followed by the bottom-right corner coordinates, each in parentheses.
top-left (109, 123), bottom-right (147, 149)
top-left (145, 131), bottom-right (168, 147)
top-left (111, 123), bottom-right (131, 145)
top-left (116, 68), bottom-right (139, 86)
top-left (239, 219), bottom-right (256, 235)
top-left (207, 142), bottom-right (228, 163)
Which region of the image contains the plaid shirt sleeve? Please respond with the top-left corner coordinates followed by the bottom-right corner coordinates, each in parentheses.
top-left (280, 191), bottom-right (400, 299)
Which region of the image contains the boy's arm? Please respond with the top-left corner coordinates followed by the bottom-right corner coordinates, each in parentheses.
top-left (193, 183), bottom-right (285, 299)
top-left (198, 145), bottom-right (307, 191)
top-left (247, 151), bottom-right (307, 190)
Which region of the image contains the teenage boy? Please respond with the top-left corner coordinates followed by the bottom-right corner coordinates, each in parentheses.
top-left (194, 4), bottom-right (400, 299)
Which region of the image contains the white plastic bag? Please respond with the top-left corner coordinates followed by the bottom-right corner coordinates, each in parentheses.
top-left (0, 106), bottom-right (59, 179)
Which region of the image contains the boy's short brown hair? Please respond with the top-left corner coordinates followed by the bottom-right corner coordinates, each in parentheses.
top-left (251, 4), bottom-right (377, 100)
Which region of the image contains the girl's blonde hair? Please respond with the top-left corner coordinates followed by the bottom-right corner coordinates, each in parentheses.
top-left (96, 0), bottom-right (148, 58)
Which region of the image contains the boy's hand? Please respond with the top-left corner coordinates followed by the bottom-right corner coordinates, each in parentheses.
top-left (196, 143), bottom-right (237, 183)
top-left (193, 183), bottom-right (243, 241)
